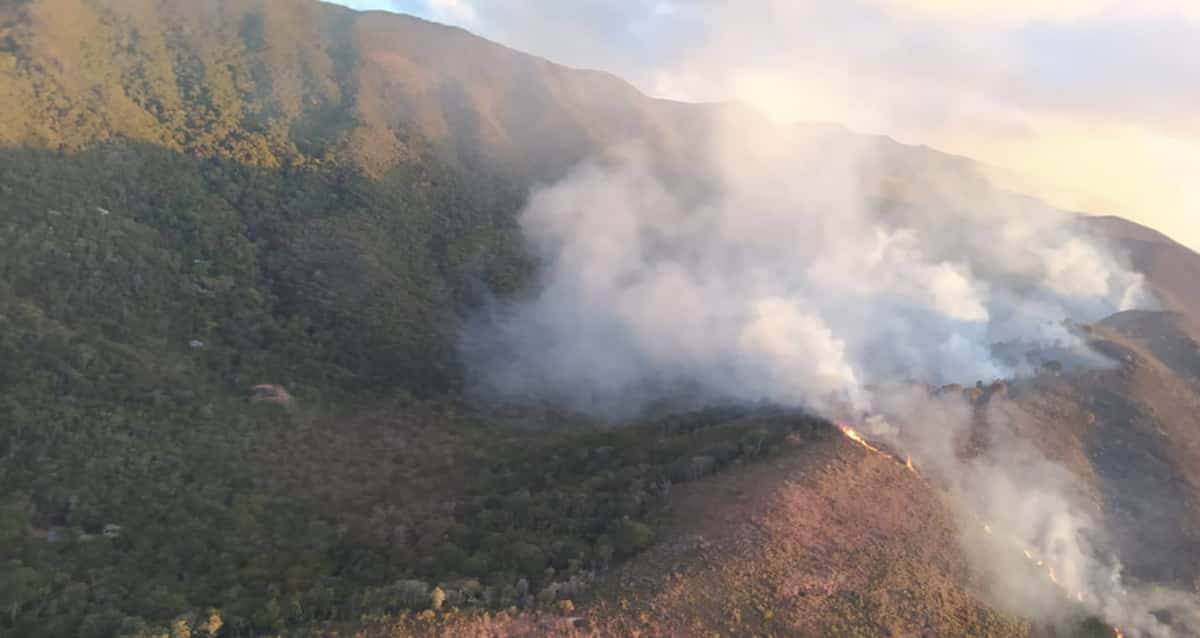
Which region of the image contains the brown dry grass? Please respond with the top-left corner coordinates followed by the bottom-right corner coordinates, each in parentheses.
top-left (314, 434), bottom-right (1030, 638)
top-left (266, 311), bottom-right (1200, 638)
top-left (578, 437), bottom-right (1028, 637)
top-left (1002, 312), bottom-right (1200, 589)
top-left (257, 401), bottom-right (489, 548)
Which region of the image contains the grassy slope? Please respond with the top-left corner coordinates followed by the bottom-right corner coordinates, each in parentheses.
top-left (346, 311), bottom-right (1200, 638)
top-left (583, 437), bottom-right (1028, 638)
top-left (1008, 312), bottom-right (1200, 588)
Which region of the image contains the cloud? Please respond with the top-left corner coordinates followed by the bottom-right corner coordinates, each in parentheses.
top-left (867, 0), bottom-right (1200, 23)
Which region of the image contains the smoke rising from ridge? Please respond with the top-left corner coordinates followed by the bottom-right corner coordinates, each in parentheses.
top-left (869, 385), bottom-right (1197, 636)
top-left (466, 116), bottom-right (1148, 417)
top-left (461, 108), bottom-right (1200, 634)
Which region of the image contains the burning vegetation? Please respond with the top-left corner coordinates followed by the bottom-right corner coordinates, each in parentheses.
top-left (835, 417), bottom-right (1125, 635)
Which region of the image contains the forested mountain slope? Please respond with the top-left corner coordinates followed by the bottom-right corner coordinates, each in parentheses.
top-left (0, 0), bottom-right (702, 175)
top-left (1, 0), bottom-right (1197, 636)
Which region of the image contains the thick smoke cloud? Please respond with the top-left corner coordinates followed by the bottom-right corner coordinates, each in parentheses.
top-left (466, 117), bottom-right (1148, 417)
top-left (460, 109), bottom-right (1200, 634)
top-left (869, 386), bottom-right (1197, 636)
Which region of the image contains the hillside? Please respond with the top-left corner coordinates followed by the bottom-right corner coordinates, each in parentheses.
top-left (348, 310), bottom-right (1200, 638)
top-left (1, 0), bottom-right (1198, 636)
top-left (1082, 217), bottom-right (1200, 323)
top-left (0, 0), bottom-right (705, 176)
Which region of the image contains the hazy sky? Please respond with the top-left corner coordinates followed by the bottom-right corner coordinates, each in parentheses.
top-left (331, 0), bottom-right (1198, 250)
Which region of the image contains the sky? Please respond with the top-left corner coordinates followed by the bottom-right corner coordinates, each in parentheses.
top-left (331, 0), bottom-right (1198, 251)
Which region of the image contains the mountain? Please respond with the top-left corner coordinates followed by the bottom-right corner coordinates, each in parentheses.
top-left (1, 0), bottom-right (1198, 636)
top-left (1082, 216), bottom-right (1200, 324)
top-left (0, 0), bottom-right (707, 175)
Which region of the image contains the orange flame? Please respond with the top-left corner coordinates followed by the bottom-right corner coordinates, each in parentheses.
top-left (834, 422), bottom-right (1119, 634)
top-left (836, 421), bottom-right (920, 475)
top-left (837, 423), bottom-right (886, 455)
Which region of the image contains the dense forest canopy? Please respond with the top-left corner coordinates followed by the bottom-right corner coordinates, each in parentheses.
top-left (0, 1), bottom-right (825, 635)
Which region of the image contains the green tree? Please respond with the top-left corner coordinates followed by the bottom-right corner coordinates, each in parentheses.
top-left (0, 564), bottom-right (44, 623)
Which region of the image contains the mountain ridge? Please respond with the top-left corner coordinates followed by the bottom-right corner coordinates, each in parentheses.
top-left (3, 0), bottom-right (1190, 262)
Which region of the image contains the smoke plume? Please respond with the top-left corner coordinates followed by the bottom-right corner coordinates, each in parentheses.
top-left (460, 106), bottom-right (1200, 634)
top-left (465, 113), bottom-right (1148, 416)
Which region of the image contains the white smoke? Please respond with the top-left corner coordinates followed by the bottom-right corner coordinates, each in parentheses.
top-left (466, 118), bottom-right (1148, 416)
top-left (460, 110), bottom-right (1188, 633)
top-left (870, 386), bottom-right (1197, 636)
